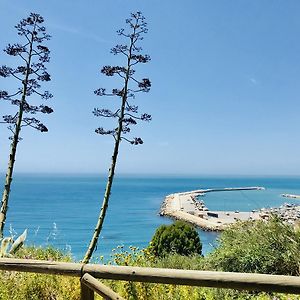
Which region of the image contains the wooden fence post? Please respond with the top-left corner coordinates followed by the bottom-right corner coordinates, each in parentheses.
top-left (81, 280), bottom-right (94, 300)
top-left (81, 273), bottom-right (125, 300)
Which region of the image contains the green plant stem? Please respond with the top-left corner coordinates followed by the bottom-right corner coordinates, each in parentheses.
top-left (82, 35), bottom-right (135, 264)
top-left (0, 25), bottom-right (35, 239)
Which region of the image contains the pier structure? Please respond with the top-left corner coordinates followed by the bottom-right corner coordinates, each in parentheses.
top-left (160, 187), bottom-right (265, 231)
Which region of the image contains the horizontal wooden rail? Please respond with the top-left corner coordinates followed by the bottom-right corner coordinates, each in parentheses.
top-left (81, 273), bottom-right (125, 300)
top-left (0, 258), bottom-right (300, 294)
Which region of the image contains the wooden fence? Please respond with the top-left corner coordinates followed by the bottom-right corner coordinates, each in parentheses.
top-left (0, 258), bottom-right (300, 299)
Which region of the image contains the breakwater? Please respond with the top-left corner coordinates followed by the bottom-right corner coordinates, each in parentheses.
top-left (160, 186), bottom-right (300, 231)
top-left (160, 187), bottom-right (265, 231)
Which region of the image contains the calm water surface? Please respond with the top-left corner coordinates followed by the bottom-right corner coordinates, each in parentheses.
top-left (2, 174), bottom-right (300, 261)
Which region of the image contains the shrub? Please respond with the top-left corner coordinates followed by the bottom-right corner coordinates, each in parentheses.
top-left (107, 245), bottom-right (298, 300)
top-left (16, 245), bottom-right (72, 261)
top-left (149, 221), bottom-right (202, 257)
top-left (205, 216), bottom-right (300, 275)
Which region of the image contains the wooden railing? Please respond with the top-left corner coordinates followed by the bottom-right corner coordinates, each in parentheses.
top-left (1, 258), bottom-right (300, 299)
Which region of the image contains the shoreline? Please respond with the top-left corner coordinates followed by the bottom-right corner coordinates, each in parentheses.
top-left (281, 194), bottom-right (300, 199)
top-left (160, 187), bottom-right (300, 231)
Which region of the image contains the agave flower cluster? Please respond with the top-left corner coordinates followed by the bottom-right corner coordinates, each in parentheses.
top-left (93, 11), bottom-right (151, 145)
top-left (0, 13), bottom-right (53, 239)
top-left (0, 13), bottom-right (53, 136)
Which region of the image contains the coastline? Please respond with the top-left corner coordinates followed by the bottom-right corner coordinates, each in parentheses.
top-left (160, 187), bottom-right (264, 231)
top-left (160, 187), bottom-right (300, 231)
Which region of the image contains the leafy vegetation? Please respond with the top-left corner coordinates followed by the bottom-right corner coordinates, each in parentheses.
top-left (103, 218), bottom-right (300, 299)
top-left (105, 241), bottom-right (299, 300)
top-left (15, 245), bottom-right (73, 261)
top-left (205, 216), bottom-right (300, 275)
top-left (149, 220), bottom-right (202, 257)
top-left (0, 246), bottom-right (80, 300)
top-left (1, 218), bottom-right (300, 299)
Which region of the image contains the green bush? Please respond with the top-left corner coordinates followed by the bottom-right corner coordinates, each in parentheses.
top-left (149, 221), bottom-right (202, 257)
top-left (205, 216), bottom-right (300, 275)
top-left (16, 245), bottom-right (72, 261)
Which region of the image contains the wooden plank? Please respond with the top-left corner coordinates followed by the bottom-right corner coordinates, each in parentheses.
top-left (81, 273), bottom-right (125, 300)
top-left (81, 281), bottom-right (94, 300)
top-left (84, 264), bottom-right (300, 294)
top-left (1, 258), bottom-right (300, 294)
top-left (0, 258), bottom-right (82, 276)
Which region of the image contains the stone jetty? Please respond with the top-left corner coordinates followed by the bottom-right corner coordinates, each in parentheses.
top-left (160, 187), bottom-right (300, 231)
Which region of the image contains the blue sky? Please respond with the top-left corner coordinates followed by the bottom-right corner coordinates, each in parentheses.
top-left (0, 0), bottom-right (300, 175)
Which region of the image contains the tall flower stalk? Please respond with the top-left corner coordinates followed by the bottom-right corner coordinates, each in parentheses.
top-left (0, 13), bottom-right (53, 238)
top-left (83, 12), bottom-right (151, 263)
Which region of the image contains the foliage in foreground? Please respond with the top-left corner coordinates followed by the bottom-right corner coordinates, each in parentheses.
top-left (105, 218), bottom-right (300, 299)
top-left (205, 216), bottom-right (300, 276)
top-left (0, 246), bottom-right (80, 300)
top-left (106, 245), bottom-right (299, 300)
top-left (1, 218), bottom-right (300, 299)
top-left (149, 220), bottom-right (202, 257)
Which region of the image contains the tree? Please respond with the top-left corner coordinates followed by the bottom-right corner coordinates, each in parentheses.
top-left (83, 12), bottom-right (151, 263)
top-left (0, 13), bottom-right (53, 238)
top-left (149, 221), bottom-right (202, 257)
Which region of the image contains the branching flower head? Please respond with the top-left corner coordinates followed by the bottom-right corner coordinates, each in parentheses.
top-left (0, 12), bottom-right (53, 137)
top-left (93, 11), bottom-right (151, 146)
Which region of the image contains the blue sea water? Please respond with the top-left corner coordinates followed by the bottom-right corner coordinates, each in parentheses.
top-left (2, 174), bottom-right (300, 261)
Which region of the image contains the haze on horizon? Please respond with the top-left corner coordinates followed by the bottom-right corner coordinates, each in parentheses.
top-left (0, 1), bottom-right (300, 176)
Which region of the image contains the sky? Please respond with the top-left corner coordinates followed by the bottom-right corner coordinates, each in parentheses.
top-left (0, 0), bottom-right (300, 175)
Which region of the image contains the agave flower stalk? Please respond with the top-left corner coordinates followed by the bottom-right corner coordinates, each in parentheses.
top-left (0, 13), bottom-right (53, 238)
top-left (83, 12), bottom-right (151, 263)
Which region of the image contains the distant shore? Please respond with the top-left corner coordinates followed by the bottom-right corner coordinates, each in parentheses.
top-left (160, 187), bottom-right (300, 231)
top-left (281, 194), bottom-right (300, 199)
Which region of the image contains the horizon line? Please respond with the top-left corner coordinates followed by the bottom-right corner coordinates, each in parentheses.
top-left (0, 172), bottom-right (300, 178)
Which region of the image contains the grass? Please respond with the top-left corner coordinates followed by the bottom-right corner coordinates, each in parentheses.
top-left (0, 246), bottom-right (80, 300)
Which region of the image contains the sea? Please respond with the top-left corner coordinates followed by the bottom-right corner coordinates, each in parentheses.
top-left (2, 174), bottom-right (300, 261)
